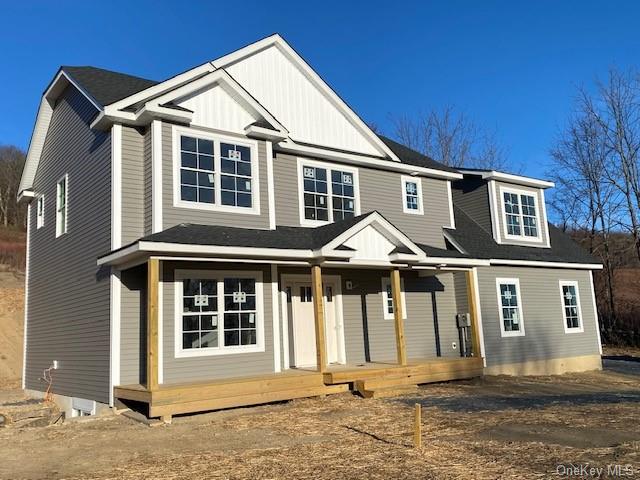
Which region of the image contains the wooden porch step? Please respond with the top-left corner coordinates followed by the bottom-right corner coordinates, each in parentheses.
top-left (361, 366), bottom-right (483, 391)
top-left (355, 384), bottom-right (418, 399)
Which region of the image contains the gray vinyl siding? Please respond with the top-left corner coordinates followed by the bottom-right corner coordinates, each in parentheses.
top-left (121, 126), bottom-right (146, 244)
top-left (161, 123), bottom-right (271, 230)
top-left (119, 265), bottom-right (146, 385)
top-left (452, 178), bottom-right (492, 234)
top-left (492, 180), bottom-right (549, 247)
top-left (476, 266), bottom-right (600, 367)
top-left (143, 127), bottom-right (152, 235)
top-left (25, 85), bottom-right (112, 403)
top-left (273, 153), bottom-right (451, 248)
top-left (161, 261), bottom-right (274, 384)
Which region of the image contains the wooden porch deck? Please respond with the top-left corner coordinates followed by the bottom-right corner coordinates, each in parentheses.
top-left (115, 357), bottom-right (483, 418)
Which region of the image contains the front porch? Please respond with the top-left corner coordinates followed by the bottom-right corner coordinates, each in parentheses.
top-left (115, 356), bottom-right (484, 418)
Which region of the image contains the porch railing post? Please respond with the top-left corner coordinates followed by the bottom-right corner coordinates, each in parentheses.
top-left (465, 268), bottom-right (482, 359)
top-left (391, 267), bottom-right (408, 366)
top-left (146, 258), bottom-right (160, 391)
top-left (311, 264), bottom-right (327, 373)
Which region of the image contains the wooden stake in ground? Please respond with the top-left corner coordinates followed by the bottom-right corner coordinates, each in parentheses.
top-left (414, 403), bottom-right (422, 448)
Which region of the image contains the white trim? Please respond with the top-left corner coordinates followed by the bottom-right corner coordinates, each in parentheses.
top-left (55, 174), bottom-right (68, 238)
top-left (381, 276), bottom-right (407, 320)
top-left (22, 204), bottom-right (31, 390)
top-left (211, 34), bottom-right (400, 162)
top-left (540, 189), bottom-right (551, 248)
top-left (400, 175), bottom-right (424, 215)
top-left (278, 140), bottom-right (462, 180)
top-left (36, 195), bottom-right (44, 229)
top-left (496, 277), bottom-right (525, 337)
top-left (245, 124), bottom-right (288, 141)
top-left (297, 157), bottom-right (360, 227)
top-left (158, 261), bottom-right (164, 384)
top-left (174, 269), bottom-right (265, 358)
top-left (559, 280), bottom-right (584, 334)
top-left (487, 180), bottom-right (501, 243)
top-left (446, 181), bottom-right (456, 228)
top-left (271, 264), bottom-right (281, 372)
top-left (151, 120), bottom-right (163, 233)
top-left (111, 124), bottom-right (122, 250)
top-left (442, 230), bottom-right (468, 255)
top-left (470, 268), bottom-right (487, 366)
top-left (266, 141), bottom-right (276, 230)
top-left (172, 124), bottom-right (261, 215)
top-left (489, 259), bottom-right (603, 270)
top-left (109, 270), bottom-right (121, 406)
top-left (589, 271), bottom-right (603, 355)
top-left (499, 185), bottom-right (543, 243)
top-left (457, 169), bottom-right (555, 188)
top-left (332, 276), bottom-right (347, 365)
top-left (280, 288), bottom-right (290, 370)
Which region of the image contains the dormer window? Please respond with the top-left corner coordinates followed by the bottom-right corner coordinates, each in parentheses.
top-left (501, 187), bottom-right (540, 240)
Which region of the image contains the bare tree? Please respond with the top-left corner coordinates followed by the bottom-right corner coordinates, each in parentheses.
top-left (0, 145), bottom-right (26, 228)
top-left (391, 105), bottom-right (510, 170)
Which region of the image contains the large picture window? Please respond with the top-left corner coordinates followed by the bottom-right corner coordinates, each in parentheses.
top-left (496, 278), bottom-right (525, 337)
top-left (298, 159), bottom-right (359, 225)
top-left (175, 270), bottom-right (264, 357)
top-left (501, 187), bottom-right (540, 240)
top-left (559, 281), bottom-right (583, 333)
top-left (173, 127), bottom-right (259, 214)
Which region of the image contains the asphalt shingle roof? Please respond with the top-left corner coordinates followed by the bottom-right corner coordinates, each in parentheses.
top-left (445, 207), bottom-right (599, 264)
top-left (377, 135), bottom-right (459, 173)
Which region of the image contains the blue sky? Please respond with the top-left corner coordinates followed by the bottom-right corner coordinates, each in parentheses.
top-left (1, 1), bottom-right (639, 179)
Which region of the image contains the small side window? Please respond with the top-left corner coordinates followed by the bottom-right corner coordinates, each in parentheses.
top-left (401, 176), bottom-right (423, 214)
top-left (56, 175), bottom-right (68, 237)
top-left (36, 195), bottom-right (45, 229)
top-left (381, 277), bottom-right (407, 320)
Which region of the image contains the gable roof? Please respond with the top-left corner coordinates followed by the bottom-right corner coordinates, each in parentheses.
top-left (445, 207), bottom-right (600, 265)
top-left (61, 66), bottom-right (159, 106)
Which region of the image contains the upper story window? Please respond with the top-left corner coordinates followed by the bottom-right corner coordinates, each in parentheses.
top-left (173, 126), bottom-right (259, 214)
top-left (559, 281), bottom-right (584, 333)
top-left (501, 187), bottom-right (540, 240)
top-left (36, 195), bottom-right (44, 229)
top-left (298, 159), bottom-right (359, 226)
top-left (496, 278), bottom-right (525, 337)
top-left (401, 175), bottom-right (423, 214)
top-left (56, 175), bottom-right (68, 237)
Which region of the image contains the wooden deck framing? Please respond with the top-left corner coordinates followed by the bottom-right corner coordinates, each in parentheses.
top-left (115, 357), bottom-right (483, 418)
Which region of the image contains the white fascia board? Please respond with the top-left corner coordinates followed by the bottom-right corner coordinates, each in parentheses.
top-left (419, 257), bottom-right (490, 267)
top-left (277, 141), bottom-right (462, 180)
top-left (458, 169), bottom-right (555, 189)
top-left (489, 259), bottom-right (603, 270)
top-left (212, 34), bottom-right (401, 162)
top-left (245, 124), bottom-right (288, 141)
top-left (17, 189), bottom-right (35, 203)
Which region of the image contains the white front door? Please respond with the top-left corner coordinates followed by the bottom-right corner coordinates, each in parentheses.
top-left (290, 278), bottom-right (343, 368)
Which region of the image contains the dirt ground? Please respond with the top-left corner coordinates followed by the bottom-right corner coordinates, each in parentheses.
top-left (0, 270), bottom-right (24, 387)
top-left (1, 368), bottom-right (639, 480)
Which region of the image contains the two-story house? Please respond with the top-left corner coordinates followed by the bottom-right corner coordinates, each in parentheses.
top-left (18, 34), bottom-right (602, 421)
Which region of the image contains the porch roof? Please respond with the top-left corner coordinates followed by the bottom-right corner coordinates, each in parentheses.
top-left (98, 211), bottom-right (485, 268)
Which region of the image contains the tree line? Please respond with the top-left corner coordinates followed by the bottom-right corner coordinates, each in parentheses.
top-left (0, 145), bottom-right (26, 229)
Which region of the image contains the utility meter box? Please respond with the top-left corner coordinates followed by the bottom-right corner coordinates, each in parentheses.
top-left (456, 313), bottom-right (471, 328)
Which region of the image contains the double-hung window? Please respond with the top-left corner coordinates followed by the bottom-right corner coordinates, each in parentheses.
top-left (56, 175), bottom-right (68, 237)
top-left (299, 159), bottom-right (358, 225)
top-left (381, 277), bottom-right (407, 320)
top-left (174, 127), bottom-right (259, 213)
top-left (559, 281), bottom-right (583, 333)
top-left (36, 195), bottom-right (45, 229)
top-left (176, 271), bottom-right (263, 357)
top-left (501, 188), bottom-right (540, 240)
top-left (401, 175), bottom-right (423, 214)
top-left (496, 278), bottom-right (525, 337)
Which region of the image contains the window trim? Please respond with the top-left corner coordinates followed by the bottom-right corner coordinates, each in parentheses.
top-left (499, 185), bottom-right (543, 243)
top-left (495, 277), bottom-right (525, 337)
top-left (296, 157), bottom-right (361, 227)
top-left (401, 175), bottom-right (424, 215)
top-left (559, 280), bottom-right (584, 334)
top-left (55, 174), bottom-right (68, 237)
top-left (381, 277), bottom-right (407, 320)
top-left (174, 269), bottom-right (265, 358)
top-left (36, 195), bottom-right (44, 229)
top-left (172, 125), bottom-right (261, 215)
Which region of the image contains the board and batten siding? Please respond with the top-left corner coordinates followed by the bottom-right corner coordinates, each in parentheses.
top-left (160, 123), bottom-right (272, 230)
top-left (476, 266), bottom-right (600, 367)
top-left (121, 126), bottom-right (146, 244)
top-left (25, 85), bottom-right (112, 403)
top-left (273, 153), bottom-right (451, 248)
